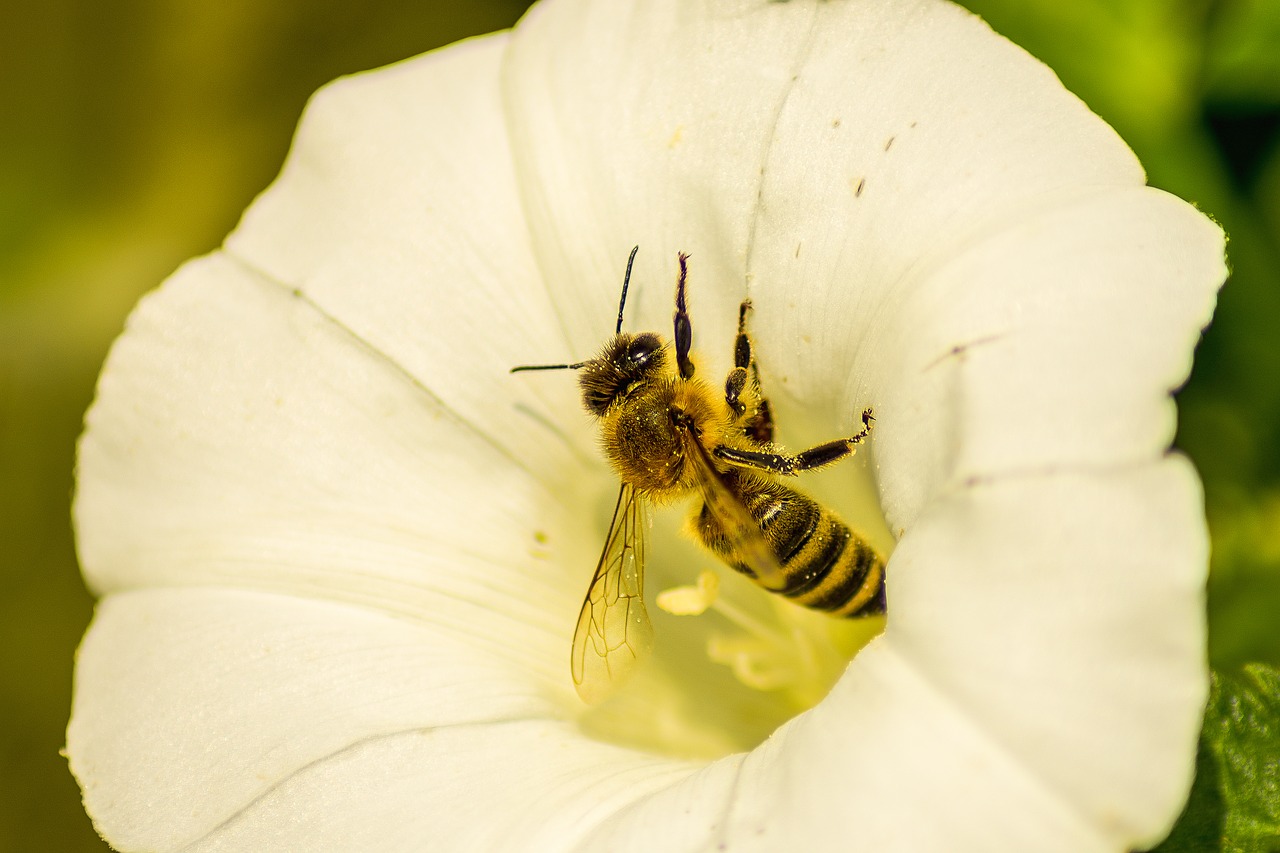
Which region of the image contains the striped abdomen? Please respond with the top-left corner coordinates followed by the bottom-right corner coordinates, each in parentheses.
top-left (696, 478), bottom-right (885, 617)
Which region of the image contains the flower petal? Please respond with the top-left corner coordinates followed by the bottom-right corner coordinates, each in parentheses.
top-left (583, 642), bottom-right (1110, 852)
top-left (500, 0), bottom-right (1147, 378)
top-left (69, 588), bottom-right (561, 851)
top-left (868, 187), bottom-right (1226, 528)
top-left (225, 34), bottom-right (591, 472)
top-left (886, 457), bottom-right (1209, 848)
top-left (75, 252), bottom-right (586, 686)
top-left (182, 723), bottom-right (693, 853)
top-left (71, 1), bottom-right (1227, 851)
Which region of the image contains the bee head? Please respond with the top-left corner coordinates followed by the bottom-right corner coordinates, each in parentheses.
top-left (578, 332), bottom-right (667, 416)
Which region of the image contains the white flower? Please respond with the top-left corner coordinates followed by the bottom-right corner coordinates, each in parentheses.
top-left (68, 0), bottom-right (1226, 851)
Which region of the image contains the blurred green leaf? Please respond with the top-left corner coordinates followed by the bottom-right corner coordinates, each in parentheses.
top-left (1210, 666), bottom-right (1280, 851)
top-left (1150, 729), bottom-right (1224, 852)
top-left (1208, 666), bottom-right (1280, 845)
top-left (958, 0), bottom-right (1207, 140)
top-left (1153, 666), bottom-right (1280, 853)
top-left (1205, 487), bottom-right (1280, 667)
top-left (1204, 0), bottom-right (1280, 105)
top-left (1257, 121), bottom-right (1280, 249)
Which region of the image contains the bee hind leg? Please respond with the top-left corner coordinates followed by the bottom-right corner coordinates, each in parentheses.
top-left (724, 299), bottom-right (775, 445)
top-left (714, 408), bottom-right (874, 475)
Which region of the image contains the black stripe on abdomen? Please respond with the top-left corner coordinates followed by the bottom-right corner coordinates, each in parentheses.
top-left (786, 518), bottom-right (884, 617)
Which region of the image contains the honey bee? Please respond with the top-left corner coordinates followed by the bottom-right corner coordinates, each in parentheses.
top-left (513, 248), bottom-right (885, 703)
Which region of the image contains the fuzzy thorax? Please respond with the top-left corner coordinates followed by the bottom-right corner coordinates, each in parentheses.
top-left (598, 375), bottom-right (728, 496)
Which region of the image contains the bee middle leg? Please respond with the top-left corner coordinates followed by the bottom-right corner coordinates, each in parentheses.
top-left (714, 409), bottom-right (875, 475)
top-left (723, 300), bottom-right (775, 445)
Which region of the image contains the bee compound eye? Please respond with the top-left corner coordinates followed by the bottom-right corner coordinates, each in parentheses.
top-left (628, 333), bottom-right (662, 368)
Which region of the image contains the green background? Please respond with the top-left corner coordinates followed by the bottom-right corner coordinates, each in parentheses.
top-left (1, 1), bottom-right (1275, 850)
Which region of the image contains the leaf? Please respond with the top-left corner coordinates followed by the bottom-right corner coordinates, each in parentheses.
top-left (1210, 666), bottom-right (1280, 852)
top-left (1204, 0), bottom-right (1280, 106)
top-left (1148, 731), bottom-right (1224, 852)
top-left (956, 0), bottom-right (1205, 136)
top-left (1151, 665), bottom-right (1280, 853)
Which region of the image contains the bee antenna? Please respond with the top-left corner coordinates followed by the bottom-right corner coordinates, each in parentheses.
top-left (512, 246), bottom-right (638, 374)
top-left (510, 361), bottom-right (588, 374)
top-left (615, 245), bottom-right (639, 335)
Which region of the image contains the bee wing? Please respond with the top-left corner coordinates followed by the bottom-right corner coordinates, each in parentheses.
top-left (685, 435), bottom-right (788, 591)
top-left (570, 482), bottom-right (654, 704)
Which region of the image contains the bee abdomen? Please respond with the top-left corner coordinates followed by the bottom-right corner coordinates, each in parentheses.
top-left (751, 490), bottom-right (885, 619)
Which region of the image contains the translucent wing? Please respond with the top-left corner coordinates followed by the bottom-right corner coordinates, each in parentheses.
top-left (570, 483), bottom-right (654, 704)
top-left (684, 434), bottom-right (788, 591)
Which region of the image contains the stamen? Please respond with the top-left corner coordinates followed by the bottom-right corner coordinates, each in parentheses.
top-left (657, 571), bottom-right (782, 643)
top-left (706, 635), bottom-right (794, 691)
top-left (703, 589), bottom-right (785, 645)
top-left (655, 571), bottom-right (719, 616)
top-left (657, 570), bottom-right (824, 694)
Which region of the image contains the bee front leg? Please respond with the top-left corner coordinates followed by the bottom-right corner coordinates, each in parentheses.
top-left (674, 253), bottom-right (695, 380)
top-left (714, 408), bottom-right (874, 475)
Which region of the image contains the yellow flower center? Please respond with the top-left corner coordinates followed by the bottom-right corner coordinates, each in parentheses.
top-left (575, 458), bottom-right (892, 760)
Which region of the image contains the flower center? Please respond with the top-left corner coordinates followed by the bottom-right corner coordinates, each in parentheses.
top-left (574, 456), bottom-right (891, 761)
